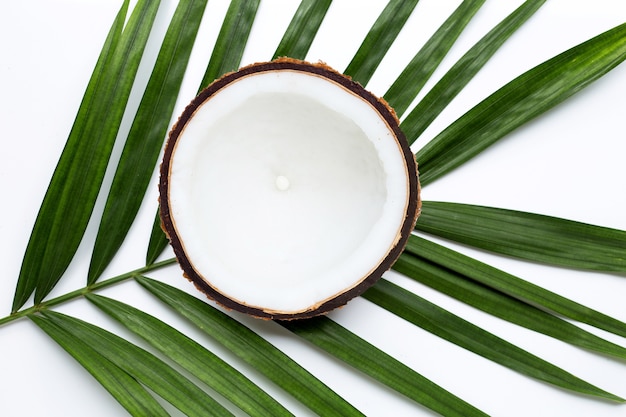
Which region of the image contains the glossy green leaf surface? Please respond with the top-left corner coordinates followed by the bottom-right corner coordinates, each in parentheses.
top-left (12, 0), bottom-right (132, 312)
top-left (281, 316), bottom-right (489, 417)
top-left (363, 279), bottom-right (623, 402)
top-left (392, 251), bottom-right (626, 361)
top-left (384, 0), bottom-right (485, 117)
top-left (273, 0), bottom-right (332, 60)
top-left (199, 0), bottom-right (261, 89)
top-left (136, 275), bottom-right (364, 417)
top-left (401, 0), bottom-right (546, 143)
top-left (343, 0), bottom-right (420, 86)
top-left (88, 0), bottom-right (209, 283)
top-left (30, 314), bottom-right (170, 417)
top-left (415, 20), bottom-right (626, 185)
top-left (29, 0), bottom-right (160, 305)
top-left (146, 209), bottom-right (170, 265)
top-left (87, 293), bottom-right (294, 417)
top-left (39, 310), bottom-right (234, 417)
top-left (404, 234), bottom-right (626, 339)
top-left (416, 201), bottom-right (626, 273)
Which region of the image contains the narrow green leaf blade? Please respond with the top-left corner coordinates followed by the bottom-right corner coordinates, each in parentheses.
top-left (404, 234), bottom-right (626, 339)
top-left (40, 310), bottom-right (234, 417)
top-left (30, 314), bottom-right (170, 417)
top-left (280, 316), bottom-right (488, 417)
top-left (87, 293), bottom-right (294, 417)
top-left (343, 0), bottom-right (420, 86)
top-left (13, 0), bottom-right (161, 311)
top-left (136, 275), bottom-right (364, 417)
top-left (199, 0), bottom-right (261, 89)
top-left (273, 0), bottom-right (332, 60)
top-left (384, 0), bottom-right (486, 117)
top-left (401, 0), bottom-right (546, 143)
top-left (88, 0), bottom-right (210, 283)
top-left (416, 21), bottom-right (626, 185)
top-left (363, 279), bottom-right (623, 402)
top-left (417, 201), bottom-right (626, 273)
top-left (393, 251), bottom-right (626, 361)
top-left (146, 208), bottom-right (169, 265)
top-left (11, 0), bottom-right (129, 312)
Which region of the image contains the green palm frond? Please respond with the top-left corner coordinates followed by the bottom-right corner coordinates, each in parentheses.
top-left (416, 201), bottom-right (626, 273)
top-left (88, 0), bottom-right (210, 284)
top-left (2, 1), bottom-right (625, 416)
top-left (11, 0), bottom-right (160, 311)
top-left (414, 19), bottom-right (626, 185)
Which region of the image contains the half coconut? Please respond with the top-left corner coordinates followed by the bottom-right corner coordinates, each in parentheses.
top-left (160, 58), bottom-right (420, 320)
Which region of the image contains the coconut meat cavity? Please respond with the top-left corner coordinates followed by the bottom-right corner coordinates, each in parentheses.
top-left (163, 62), bottom-right (418, 317)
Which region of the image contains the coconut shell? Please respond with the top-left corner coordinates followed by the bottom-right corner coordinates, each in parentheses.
top-left (159, 58), bottom-right (421, 320)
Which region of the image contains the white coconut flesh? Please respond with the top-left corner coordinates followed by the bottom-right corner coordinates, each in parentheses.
top-left (165, 66), bottom-right (416, 316)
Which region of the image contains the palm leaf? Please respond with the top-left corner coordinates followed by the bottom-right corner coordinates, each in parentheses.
top-left (272, 0), bottom-right (332, 60)
top-left (30, 314), bottom-right (170, 417)
top-left (403, 235), bottom-right (626, 339)
top-left (383, 0), bottom-right (485, 117)
top-left (343, 0), bottom-right (420, 85)
top-left (136, 275), bottom-right (365, 416)
top-left (281, 316), bottom-right (489, 417)
top-left (393, 250), bottom-right (626, 361)
top-left (38, 310), bottom-right (235, 417)
top-left (12, 0), bottom-right (153, 311)
top-left (88, 0), bottom-right (210, 283)
top-left (86, 293), bottom-right (294, 417)
top-left (415, 20), bottom-right (626, 185)
top-left (416, 201), bottom-right (626, 273)
top-left (363, 278), bottom-right (623, 401)
top-left (198, 0), bottom-right (261, 89)
top-left (24, 0), bottom-right (160, 306)
top-left (400, 0), bottom-right (546, 143)
top-left (146, 209), bottom-right (170, 265)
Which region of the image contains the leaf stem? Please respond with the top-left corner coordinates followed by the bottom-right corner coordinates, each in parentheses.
top-left (0, 257), bottom-right (177, 327)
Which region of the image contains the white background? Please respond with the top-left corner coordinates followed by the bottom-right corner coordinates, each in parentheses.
top-left (1, 1), bottom-right (626, 416)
